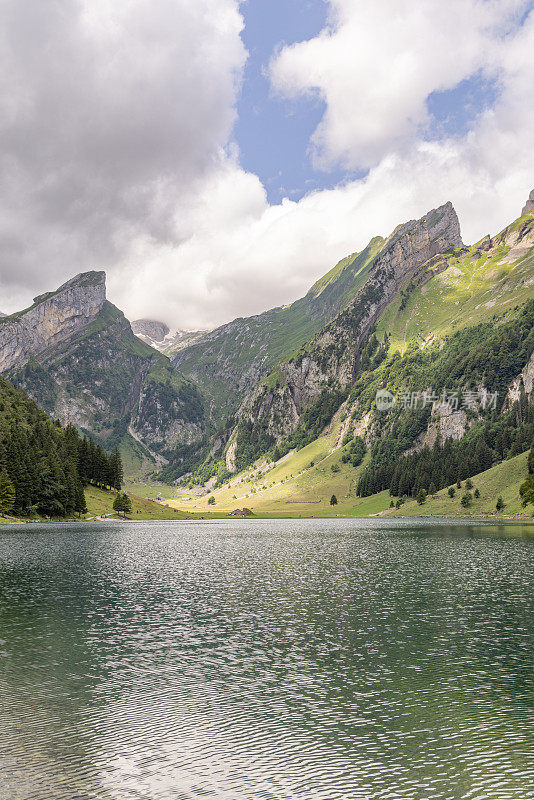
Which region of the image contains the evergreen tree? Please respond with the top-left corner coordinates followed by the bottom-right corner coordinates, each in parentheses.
top-left (121, 493), bottom-right (132, 515)
top-left (0, 469), bottom-right (15, 514)
top-left (113, 492), bottom-right (132, 517)
top-left (330, 494), bottom-right (338, 506)
top-left (496, 496), bottom-right (505, 511)
top-left (428, 482), bottom-right (437, 497)
top-left (461, 491), bottom-right (472, 508)
top-left (416, 489), bottom-right (426, 505)
top-left (448, 486), bottom-right (455, 498)
top-left (474, 488), bottom-right (480, 498)
top-left (113, 494), bottom-right (125, 515)
top-left (109, 448), bottom-right (124, 491)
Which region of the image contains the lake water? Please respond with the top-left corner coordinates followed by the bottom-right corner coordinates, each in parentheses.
top-left (0, 518), bottom-right (532, 800)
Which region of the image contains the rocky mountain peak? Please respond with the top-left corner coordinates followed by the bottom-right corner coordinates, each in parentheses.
top-left (0, 270), bottom-right (107, 372)
top-left (132, 319), bottom-right (208, 355)
top-left (522, 189), bottom-right (534, 216)
top-left (131, 319), bottom-right (170, 343)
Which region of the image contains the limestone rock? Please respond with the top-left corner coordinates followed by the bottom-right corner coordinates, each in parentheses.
top-left (521, 189), bottom-right (534, 216)
top-left (231, 202), bottom-right (463, 465)
top-left (0, 271), bottom-right (106, 372)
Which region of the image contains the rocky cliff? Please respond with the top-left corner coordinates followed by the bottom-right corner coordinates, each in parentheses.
top-left (0, 272), bottom-right (106, 372)
top-left (229, 202), bottom-right (463, 468)
top-left (522, 188), bottom-right (534, 216)
top-left (132, 320), bottom-right (207, 355)
top-left (1, 273), bottom-right (207, 472)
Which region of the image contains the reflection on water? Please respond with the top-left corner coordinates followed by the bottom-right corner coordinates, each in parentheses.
top-left (0, 518), bottom-right (532, 799)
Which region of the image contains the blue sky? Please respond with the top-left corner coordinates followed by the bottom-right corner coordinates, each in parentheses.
top-left (236, 0), bottom-right (501, 203)
top-left (236, 0), bottom-right (357, 203)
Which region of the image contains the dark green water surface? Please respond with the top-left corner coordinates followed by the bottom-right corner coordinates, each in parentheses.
top-left (0, 518), bottom-right (532, 799)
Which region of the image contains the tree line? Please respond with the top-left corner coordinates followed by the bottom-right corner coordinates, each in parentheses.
top-left (0, 376), bottom-right (123, 518)
top-left (358, 398), bottom-right (534, 498)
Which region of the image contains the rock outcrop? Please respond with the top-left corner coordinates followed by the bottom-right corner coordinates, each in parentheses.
top-left (131, 319), bottom-right (170, 343)
top-left (0, 271), bottom-right (106, 372)
top-left (521, 189), bottom-right (534, 216)
top-left (231, 202), bottom-right (463, 465)
top-left (1, 272), bottom-right (207, 468)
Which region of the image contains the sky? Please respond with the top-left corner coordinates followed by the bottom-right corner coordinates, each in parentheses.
top-left (0, 0), bottom-right (533, 329)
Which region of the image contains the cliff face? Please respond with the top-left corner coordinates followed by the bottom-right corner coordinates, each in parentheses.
top-left (522, 189), bottom-right (534, 217)
top-left (173, 237), bottom-right (386, 421)
top-left (230, 202), bottom-right (463, 467)
top-left (1, 273), bottom-right (207, 469)
top-left (0, 272), bottom-right (106, 372)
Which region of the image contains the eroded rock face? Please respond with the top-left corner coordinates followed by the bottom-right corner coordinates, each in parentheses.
top-left (131, 319), bottom-right (170, 343)
top-left (0, 271), bottom-right (106, 372)
top-left (231, 202), bottom-right (463, 464)
top-left (521, 189), bottom-right (534, 216)
top-left (508, 350), bottom-right (534, 404)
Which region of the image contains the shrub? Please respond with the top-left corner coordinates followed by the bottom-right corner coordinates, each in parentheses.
top-left (461, 491), bottom-right (472, 508)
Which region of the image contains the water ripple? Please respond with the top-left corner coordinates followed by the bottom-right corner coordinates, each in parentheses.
top-left (0, 518), bottom-right (532, 799)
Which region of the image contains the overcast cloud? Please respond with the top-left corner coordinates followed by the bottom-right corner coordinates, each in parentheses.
top-left (0, 0), bottom-right (533, 328)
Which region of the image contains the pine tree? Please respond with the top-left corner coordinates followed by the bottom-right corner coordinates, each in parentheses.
top-left (109, 448), bottom-right (123, 491)
top-left (0, 469), bottom-right (15, 514)
top-left (496, 496), bottom-right (505, 511)
top-left (448, 486), bottom-right (455, 498)
top-left (121, 493), bottom-right (132, 516)
top-left (416, 489), bottom-right (426, 505)
top-left (330, 494), bottom-right (338, 506)
top-left (461, 491), bottom-right (472, 508)
top-left (113, 494), bottom-right (125, 515)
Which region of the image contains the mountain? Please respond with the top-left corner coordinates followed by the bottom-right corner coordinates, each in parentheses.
top-left (167, 193), bottom-right (534, 511)
top-left (522, 189), bottom-right (534, 216)
top-left (2, 190), bottom-right (533, 515)
top-left (225, 201), bottom-right (463, 469)
top-left (0, 272), bottom-right (207, 472)
top-left (131, 319), bottom-right (207, 355)
top-left (172, 235), bottom-right (387, 421)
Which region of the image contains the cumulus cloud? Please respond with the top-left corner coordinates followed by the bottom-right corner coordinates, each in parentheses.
top-left (0, 0), bottom-right (533, 330)
top-left (120, 1), bottom-right (534, 330)
top-left (270, 0), bottom-right (529, 169)
top-left (0, 0), bottom-right (245, 306)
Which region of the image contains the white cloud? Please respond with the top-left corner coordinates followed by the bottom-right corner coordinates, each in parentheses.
top-left (0, 0), bottom-right (246, 304)
top-left (1, 0), bottom-right (533, 332)
top-left (270, 0), bottom-right (529, 169)
top-left (118, 2), bottom-right (534, 330)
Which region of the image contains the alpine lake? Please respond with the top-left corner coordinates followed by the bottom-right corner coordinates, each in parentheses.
top-left (0, 518), bottom-right (532, 800)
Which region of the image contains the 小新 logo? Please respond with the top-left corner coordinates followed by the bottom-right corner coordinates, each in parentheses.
top-left (375, 389), bottom-right (395, 411)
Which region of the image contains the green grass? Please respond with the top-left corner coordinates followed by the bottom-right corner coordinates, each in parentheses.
top-left (387, 452), bottom-right (533, 519)
top-left (376, 214), bottom-right (534, 352)
top-left (169, 431), bottom-right (534, 520)
top-left (84, 485), bottom-right (189, 520)
top-left (170, 422), bottom-right (383, 516)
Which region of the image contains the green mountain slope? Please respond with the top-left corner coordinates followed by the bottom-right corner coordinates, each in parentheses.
top-left (377, 210), bottom-right (534, 350)
top-left (173, 236), bottom-right (385, 421)
top-left (174, 196), bottom-right (534, 516)
top-left (1, 274), bottom-right (208, 475)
